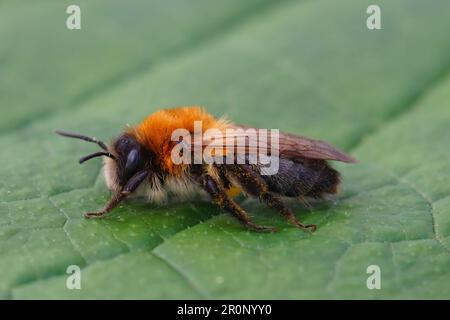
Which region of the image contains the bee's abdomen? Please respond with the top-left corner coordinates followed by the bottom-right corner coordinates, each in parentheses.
top-left (304, 163), bottom-right (340, 198)
top-left (261, 158), bottom-right (340, 198)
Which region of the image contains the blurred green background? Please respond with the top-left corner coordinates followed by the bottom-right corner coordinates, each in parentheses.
top-left (0, 0), bottom-right (449, 299)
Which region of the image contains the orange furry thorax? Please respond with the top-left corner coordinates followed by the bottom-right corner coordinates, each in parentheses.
top-left (127, 106), bottom-right (230, 176)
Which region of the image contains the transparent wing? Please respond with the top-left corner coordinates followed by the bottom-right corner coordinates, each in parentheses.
top-left (195, 125), bottom-right (357, 163)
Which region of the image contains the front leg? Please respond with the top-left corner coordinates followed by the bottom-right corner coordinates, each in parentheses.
top-left (199, 172), bottom-right (277, 233)
top-left (85, 170), bottom-right (148, 219)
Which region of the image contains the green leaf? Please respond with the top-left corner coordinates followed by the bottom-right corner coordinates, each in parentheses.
top-left (1, 0), bottom-right (449, 299)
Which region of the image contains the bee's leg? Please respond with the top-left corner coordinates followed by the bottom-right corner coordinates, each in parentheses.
top-left (227, 165), bottom-right (316, 232)
top-left (85, 171), bottom-right (148, 219)
top-left (200, 174), bottom-right (277, 233)
top-left (84, 192), bottom-right (126, 219)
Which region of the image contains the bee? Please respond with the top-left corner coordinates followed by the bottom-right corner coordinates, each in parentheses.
top-left (56, 106), bottom-right (356, 232)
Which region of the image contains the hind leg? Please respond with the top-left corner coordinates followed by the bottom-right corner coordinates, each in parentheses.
top-left (226, 165), bottom-right (316, 232)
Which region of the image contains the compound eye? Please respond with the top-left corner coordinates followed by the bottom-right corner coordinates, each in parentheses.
top-left (124, 148), bottom-right (139, 179)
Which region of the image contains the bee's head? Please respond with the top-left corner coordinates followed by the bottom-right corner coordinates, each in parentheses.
top-left (55, 130), bottom-right (150, 192)
top-left (111, 134), bottom-right (147, 187)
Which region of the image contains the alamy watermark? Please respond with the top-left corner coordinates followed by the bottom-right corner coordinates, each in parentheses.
top-left (66, 264), bottom-right (81, 290)
top-left (66, 5), bottom-right (81, 30)
top-left (366, 4), bottom-right (381, 30)
top-left (170, 121), bottom-right (280, 175)
top-left (366, 265), bottom-right (381, 290)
